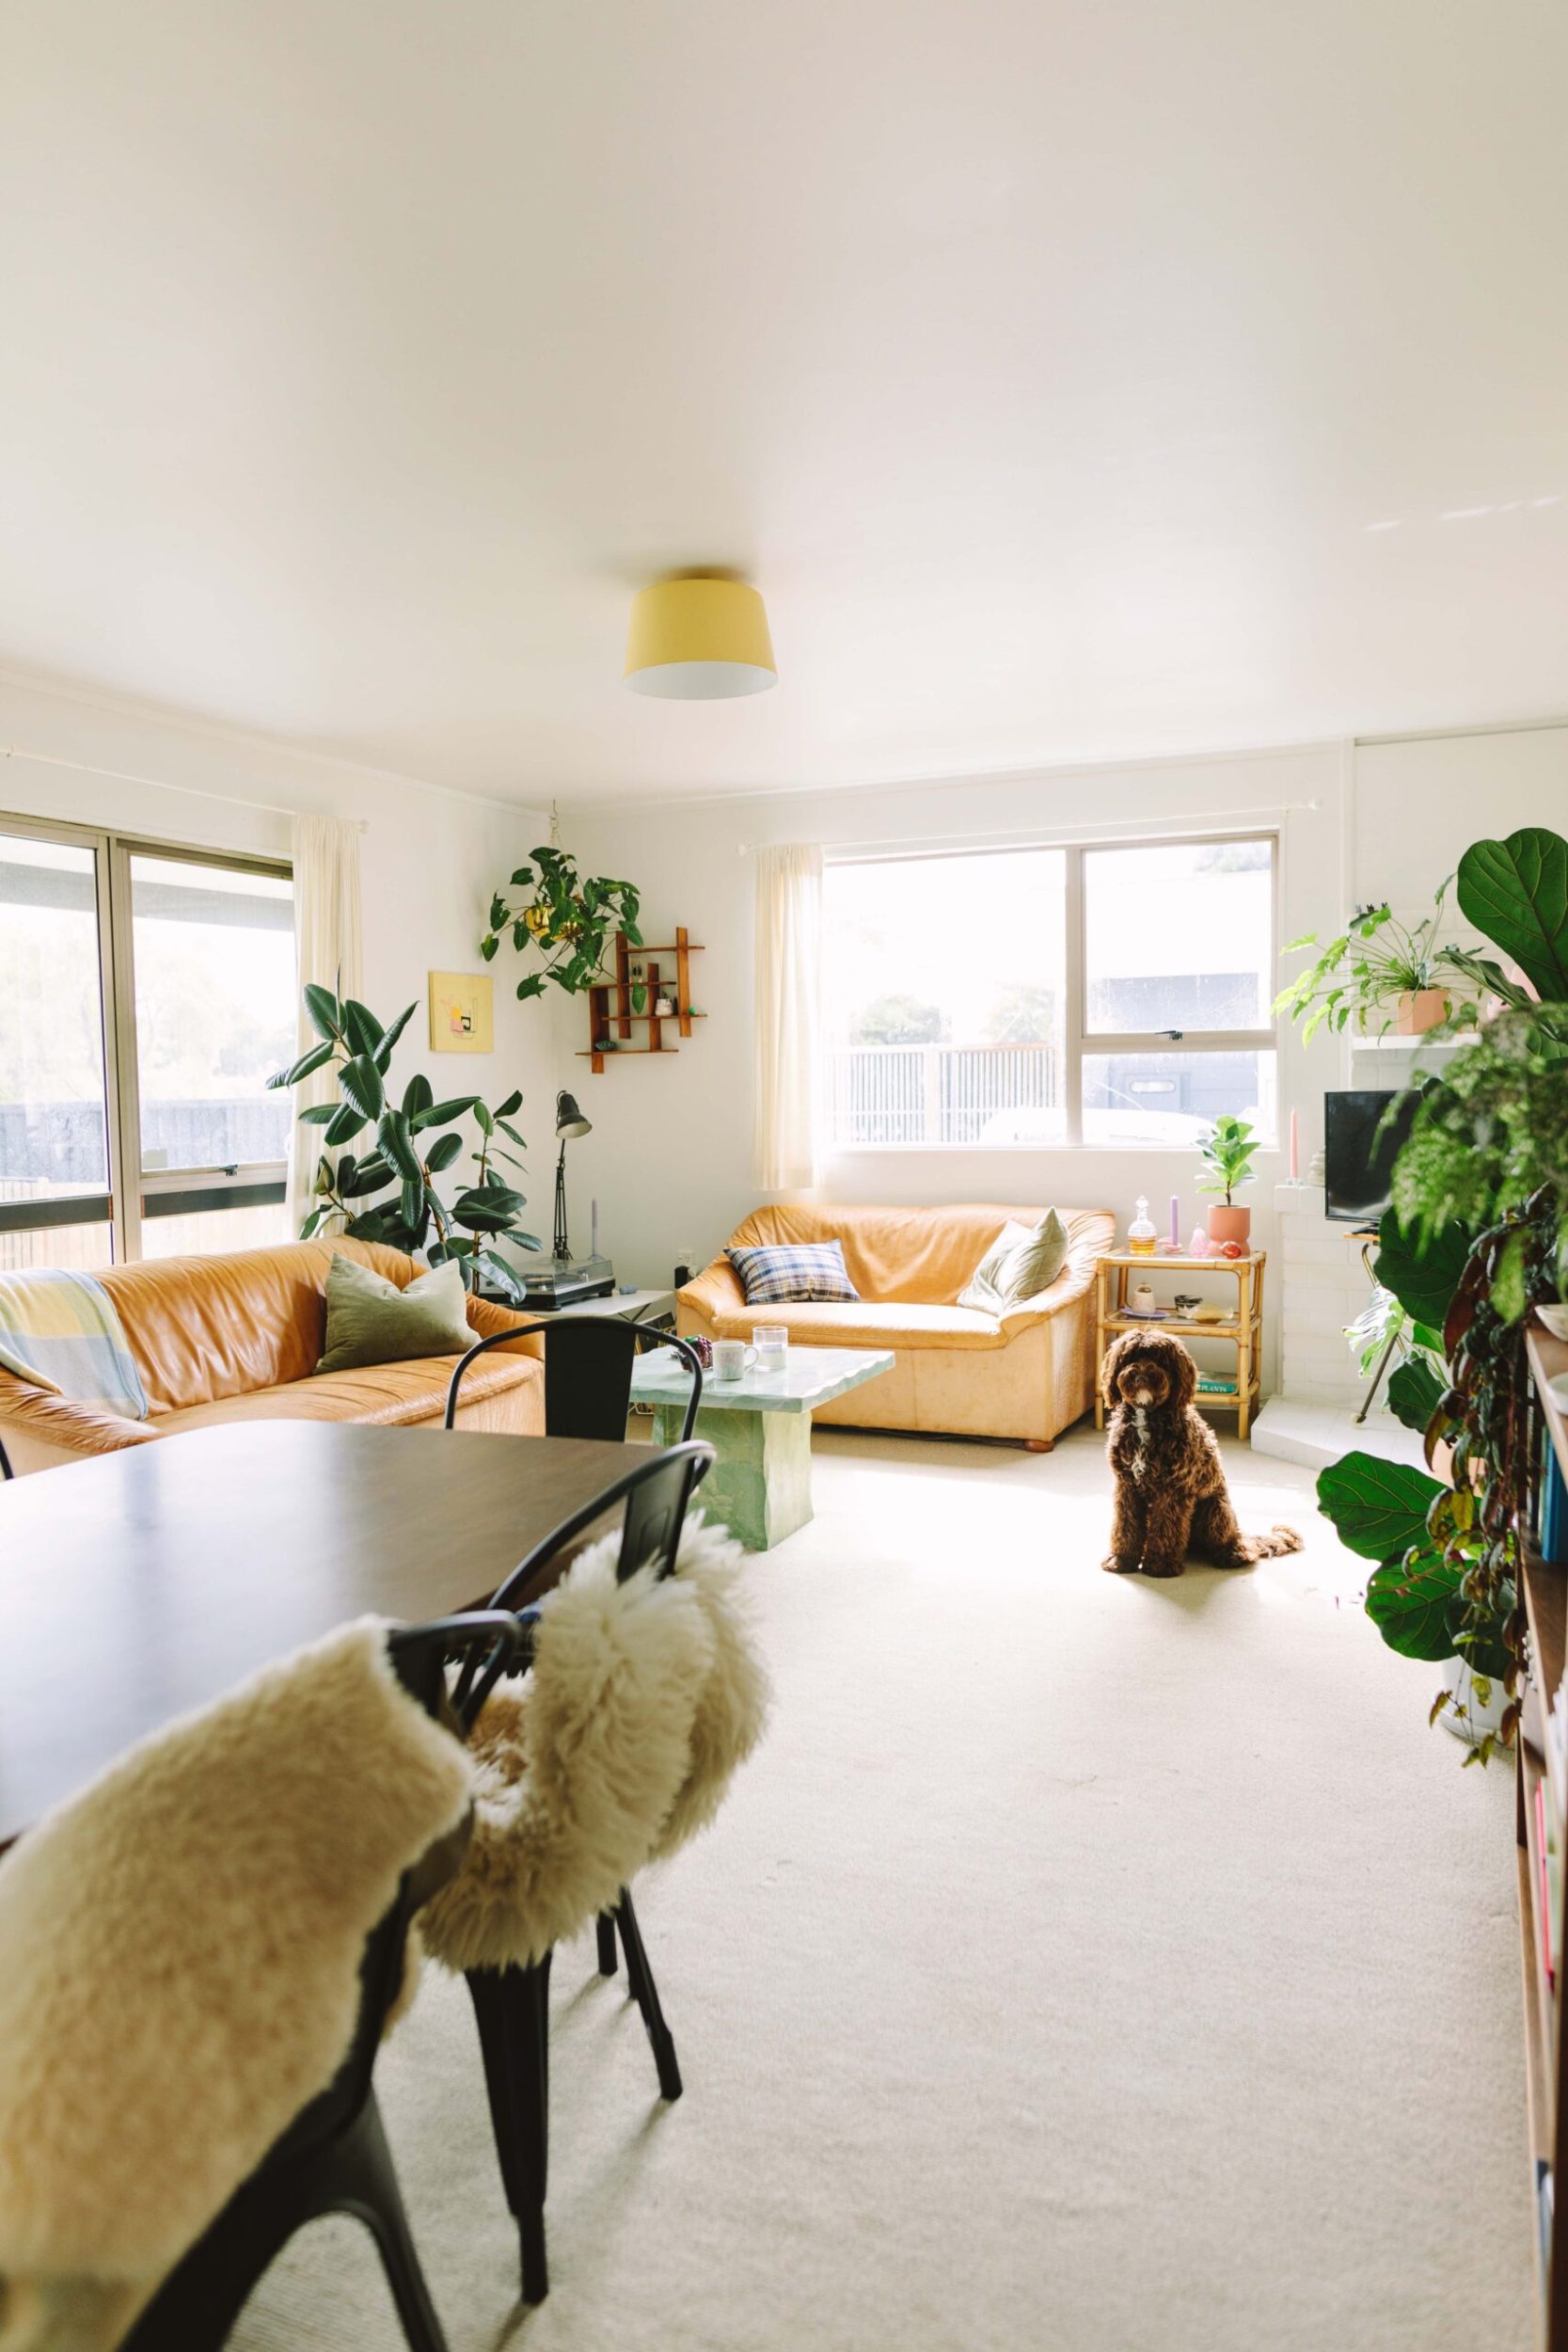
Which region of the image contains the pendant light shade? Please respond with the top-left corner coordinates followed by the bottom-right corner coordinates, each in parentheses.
top-left (625, 575), bottom-right (777, 699)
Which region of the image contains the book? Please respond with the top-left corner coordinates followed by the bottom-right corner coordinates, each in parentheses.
top-left (1196, 1376), bottom-right (1238, 1395)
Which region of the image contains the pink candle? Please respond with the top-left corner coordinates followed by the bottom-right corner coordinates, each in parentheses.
top-left (1169, 1194), bottom-right (1180, 1248)
top-left (1290, 1108), bottom-right (1299, 1182)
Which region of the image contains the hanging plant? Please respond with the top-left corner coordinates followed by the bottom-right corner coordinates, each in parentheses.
top-left (482, 843), bottom-right (641, 1002)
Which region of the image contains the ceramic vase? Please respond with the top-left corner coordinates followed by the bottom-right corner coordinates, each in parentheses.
top-left (1206, 1203), bottom-right (1252, 1248)
top-left (1395, 989), bottom-right (1449, 1035)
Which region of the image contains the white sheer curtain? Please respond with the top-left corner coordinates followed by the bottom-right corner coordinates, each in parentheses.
top-left (287, 815), bottom-right (365, 1231)
top-left (752, 843), bottom-right (824, 1191)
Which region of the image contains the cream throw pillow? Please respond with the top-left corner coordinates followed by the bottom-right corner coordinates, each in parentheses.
top-left (958, 1211), bottom-right (1069, 1314)
top-left (316, 1252), bottom-right (474, 1375)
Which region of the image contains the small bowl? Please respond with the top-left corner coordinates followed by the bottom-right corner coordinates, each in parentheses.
top-left (1535, 1304), bottom-right (1568, 1343)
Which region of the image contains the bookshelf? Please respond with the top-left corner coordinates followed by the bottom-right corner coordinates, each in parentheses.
top-left (1521, 1325), bottom-right (1568, 2348)
top-left (1093, 1250), bottom-right (1265, 1439)
top-left (578, 927), bottom-right (705, 1073)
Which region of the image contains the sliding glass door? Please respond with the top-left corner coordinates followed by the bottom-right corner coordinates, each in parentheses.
top-left (0, 816), bottom-right (294, 1273)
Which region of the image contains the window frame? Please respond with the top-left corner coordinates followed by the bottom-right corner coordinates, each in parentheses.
top-left (823, 827), bottom-right (1279, 1151)
top-left (0, 811), bottom-right (293, 1263)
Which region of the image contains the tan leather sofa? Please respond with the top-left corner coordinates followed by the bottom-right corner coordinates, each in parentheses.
top-left (677, 1202), bottom-right (1116, 1447)
top-left (0, 1238), bottom-right (545, 1476)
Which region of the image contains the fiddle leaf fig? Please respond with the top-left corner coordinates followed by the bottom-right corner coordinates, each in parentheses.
top-left (1455, 826), bottom-right (1568, 999)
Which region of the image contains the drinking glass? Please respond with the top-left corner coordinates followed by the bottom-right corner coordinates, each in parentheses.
top-left (752, 1323), bottom-right (789, 1376)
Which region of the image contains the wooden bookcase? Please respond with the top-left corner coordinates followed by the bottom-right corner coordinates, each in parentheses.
top-left (578, 927), bottom-right (705, 1073)
top-left (1519, 1325), bottom-right (1568, 2348)
top-left (1094, 1250), bottom-right (1265, 1439)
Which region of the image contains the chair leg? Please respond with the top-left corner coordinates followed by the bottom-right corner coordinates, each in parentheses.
top-left (467, 1957), bottom-right (553, 2304)
top-left (596, 1911), bottom-right (619, 1978)
top-left (466, 1967), bottom-right (522, 2218)
top-left (343, 2093), bottom-right (452, 2352)
top-left (613, 1888), bottom-right (683, 2103)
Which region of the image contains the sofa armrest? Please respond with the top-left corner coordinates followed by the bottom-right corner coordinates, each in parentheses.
top-left (677, 1257), bottom-right (745, 1332)
top-left (995, 1248), bottom-right (1099, 1342)
top-left (0, 1374), bottom-right (158, 1476)
top-left (463, 1295), bottom-right (546, 1362)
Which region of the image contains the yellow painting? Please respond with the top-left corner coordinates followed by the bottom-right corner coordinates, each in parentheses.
top-left (428, 971), bottom-right (494, 1054)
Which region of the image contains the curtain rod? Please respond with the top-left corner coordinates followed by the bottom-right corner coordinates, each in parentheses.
top-left (3, 745), bottom-right (370, 830)
top-left (736, 798), bottom-right (1320, 856)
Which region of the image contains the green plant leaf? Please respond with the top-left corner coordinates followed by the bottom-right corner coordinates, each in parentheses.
top-left (268, 1039), bottom-right (335, 1090)
top-left (1317, 1452), bottom-right (1445, 1563)
top-left (411, 1095), bottom-right (479, 1131)
top-left (341, 1153), bottom-right (392, 1197)
top-left (401, 1175), bottom-right (426, 1230)
top-left (1374, 1210), bottom-right (1472, 1328)
top-left (371, 1002), bottom-right (417, 1074)
top-left (302, 982), bottom-right (341, 1043)
top-left (376, 1108), bottom-right (422, 1182)
top-left (1365, 1551), bottom-right (1465, 1661)
top-left (323, 1102), bottom-right (368, 1147)
top-left (344, 1207), bottom-right (398, 1243)
top-left (495, 1089), bottom-right (523, 1119)
top-left (402, 1072), bottom-right (434, 1120)
top-left (1456, 826), bottom-right (1568, 999)
top-left (424, 1131), bottom-right (464, 1173)
top-left (338, 1054), bottom-right (386, 1120)
top-left (341, 1000), bottom-right (385, 1057)
top-left (297, 1102), bottom-right (339, 1126)
top-left (474, 1101), bottom-right (495, 1136)
top-left (1490, 1227), bottom-right (1529, 1326)
top-left (1386, 1357), bottom-right (1445, 1432)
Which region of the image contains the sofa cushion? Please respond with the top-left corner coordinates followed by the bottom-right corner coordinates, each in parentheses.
top-left (152, 1350), bottom-right (539, 1435)
top-left (726, 1238), bottom-right (860, 1306)
top-left (958, 1210), bottom-right (1069, 1313)
top-left (703, 1299), bottom-right (1007, 1351)
top-left (720, 1202), bottom-right (1090, 1306)
top-left (316, 1253), bottom-right (473, 1375)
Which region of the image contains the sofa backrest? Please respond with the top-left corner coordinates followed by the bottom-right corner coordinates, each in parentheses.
top-left (95, 1238), bottom-right (420, 1414)
top-left (724, 1203), bottom-right (1115, 1307)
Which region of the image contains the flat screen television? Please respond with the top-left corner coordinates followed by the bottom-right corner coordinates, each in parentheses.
top-left (1324, 1089), bottom-right (1418, 1225)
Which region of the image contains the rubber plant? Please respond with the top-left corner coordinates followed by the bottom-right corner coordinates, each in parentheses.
top-left (482, 843), bottom-right (641, 1002)
top-left (268, 985), bottom-right (540, 1298)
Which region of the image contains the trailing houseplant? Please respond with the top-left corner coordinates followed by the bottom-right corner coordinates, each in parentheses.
top-left (1196, 1113), bottom-right (1259, 1245)
top-left (268, 985), bottom-right (540, 1298)
top-left (482, 842), bottom-right (641, 1002)
top-left (1274, 884), bottom-right (1468, 1041)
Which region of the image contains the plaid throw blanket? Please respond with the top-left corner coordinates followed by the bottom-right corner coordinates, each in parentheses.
top-left (0, 1270), bottom-right (150, 1421)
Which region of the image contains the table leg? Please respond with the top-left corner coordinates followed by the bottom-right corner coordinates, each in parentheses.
top-left (651, 1404), bottom-right (813, 1551)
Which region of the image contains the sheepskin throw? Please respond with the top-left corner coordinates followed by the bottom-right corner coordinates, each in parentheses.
top-left (421, 1514), bottom-right (770, 1976)
top-left (0, 1617), bottom-right (473, 2350)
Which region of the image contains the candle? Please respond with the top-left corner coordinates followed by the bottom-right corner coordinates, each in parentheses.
top-left (1169, 1194), bottom-right (1180, 1248)
top-left (1290, 1108), bottom-right (1299, 1182)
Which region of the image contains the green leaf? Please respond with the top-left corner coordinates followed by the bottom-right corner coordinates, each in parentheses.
top-left (345, 1208), bottom-right (399, 1244)
top-left (341, 1000), bottom-right (385, 1058)
top-left (324, 1102), bottom-right (369, 1147)
top-left (1386, 1357), bottom-right (1445, 1432)
top-left (515, 974), bottom-right (546, 1001)
top-left (1317, 1452), bottom-right (1445, 1563)
top-left (488, 894), bottom-right (507, 930)
top-left (495, 1090), bottom-right (523, 1119)
top-left (1374, 1211), bottom-right (1472, 1329)
top-left (1455, 826), bottom-right (1568, 999)
top-left (298, 1205), bottom-right (330, 1239)
top-left (401, 1072), bottom-right (434, 1120)
top-left (1491, 1227), bottom-right (1529, 1326)
top-left (376, 1108), bottom-right (422, 1182)
top-left (474, 1101), bottom-right (495, 1136)
top-left (341, 1153), bottom-right (393, 1197)
top-left (1366, 1551), bottom-right (1465, 1662)
top-left (510, 866), bottom-right (535, 888)
top-left (302, 982), bottom-right (341, 1043)
top-left (339, 1054), bottom-right (386, 1121)
top-left (372, 1002), bottom-right (417, 1074)
top-left (411, 1095), bottom-right (479, 1131)
top-left (269, 1039), bottom-right (335, 1090)
top-left (481, 934), bottom-right (499, 961)
top-left (401, 1175), bottom-right (426, 1230)
top-left (424, 1131), bottom-right (464, 1172)
top-left (496, 1119), bottom-right (527, 1150)
top-left (297, 1101), bottom-right (339, 1126)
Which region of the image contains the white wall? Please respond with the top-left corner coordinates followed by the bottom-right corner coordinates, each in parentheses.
top-left (0, 668), bottom-right (558, 1239)
top-left (1352, 723), bottom-right (1568, 907)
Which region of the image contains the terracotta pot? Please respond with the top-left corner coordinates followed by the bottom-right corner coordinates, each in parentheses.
top-left (1206, 1203), bottom-right (1252, 1248)
top-left (1395, 989), bottom-right (1449, 1035)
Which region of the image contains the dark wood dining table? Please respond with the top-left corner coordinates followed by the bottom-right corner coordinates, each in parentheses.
top-left (0, 1419), bottom-right (644, 1852)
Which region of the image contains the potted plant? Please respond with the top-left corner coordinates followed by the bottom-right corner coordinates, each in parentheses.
top-left (1196, 1113), bottom-right (1259, 1246)
top-left (482, 841), bottom-right (641, 1002)
top-left (1275, 885), bottom-right (1465, 1040)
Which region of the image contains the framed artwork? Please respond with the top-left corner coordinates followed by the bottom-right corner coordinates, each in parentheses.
top-left (428, 971), bottom-right (494, 1054)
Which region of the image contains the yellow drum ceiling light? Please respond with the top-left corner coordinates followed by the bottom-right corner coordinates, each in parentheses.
top-left (625, 574), bottom-right (777, 698)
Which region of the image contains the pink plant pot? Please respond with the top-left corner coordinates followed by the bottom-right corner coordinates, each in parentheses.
top-left (1206, 1204), bottom-right (1252, 1248)
top-left (1395, 989), bottom-right (1449, 1035)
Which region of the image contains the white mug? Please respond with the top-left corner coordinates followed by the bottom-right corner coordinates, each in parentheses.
top-left (712, 1340), bottom-right (757, 1381)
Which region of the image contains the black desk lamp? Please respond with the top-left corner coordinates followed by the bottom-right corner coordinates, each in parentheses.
top-left (552, 1090), bottom-right (592, 1261)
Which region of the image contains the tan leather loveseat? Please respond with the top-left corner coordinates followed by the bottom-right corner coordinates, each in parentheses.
top-left (677, 1202), bottom-right (1115, 1447)
top-left (0, 1238), bottom-right (544, 1477)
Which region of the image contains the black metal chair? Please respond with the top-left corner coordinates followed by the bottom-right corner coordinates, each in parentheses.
top-left (444, 1314), bottom-right (706, 1444)
top-left (457, 1439), bottom-right (714, 2306)
top-left (121, 1612), bottom-right (524, 2352)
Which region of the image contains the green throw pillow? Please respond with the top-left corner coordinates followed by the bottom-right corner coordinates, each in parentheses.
top-left (316, 1253), bottom-right (474, 1375)
top-left (958, 1210), bottom-right (1069, 1314)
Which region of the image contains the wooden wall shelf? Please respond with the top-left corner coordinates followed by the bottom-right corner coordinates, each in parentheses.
top-left (582, 927), bottom-right (705, 1073)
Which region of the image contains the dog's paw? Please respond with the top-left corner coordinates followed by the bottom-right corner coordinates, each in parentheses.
top-left (1140, 1556), bottom-right (1185, 1579)
top-left (1101, 1553), bottom-right (1138, 1575)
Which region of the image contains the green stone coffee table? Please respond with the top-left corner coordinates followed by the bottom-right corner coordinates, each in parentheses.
top-left (628, 1344), bottom-right (895, 1550)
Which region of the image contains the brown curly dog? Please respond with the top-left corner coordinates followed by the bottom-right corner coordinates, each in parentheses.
top-left (1101, 1328), bottom-right (1303, 1577)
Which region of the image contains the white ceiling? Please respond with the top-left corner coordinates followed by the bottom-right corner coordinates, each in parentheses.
top-left (2, 1), bottom-right (1565, 804)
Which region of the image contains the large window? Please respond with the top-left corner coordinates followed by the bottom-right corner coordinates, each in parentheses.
top-left (823, 833), bottom-right (1276, 1149)
top-left (0, 817), bottom-right (295, 1273)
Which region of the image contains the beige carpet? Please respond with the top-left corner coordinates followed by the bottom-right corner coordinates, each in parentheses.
top-left (232, 1424), bottom-right (1534, 2352)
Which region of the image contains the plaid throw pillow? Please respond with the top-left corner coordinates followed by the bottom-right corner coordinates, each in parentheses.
top-left (726, 1239), bottom-right (861, 1305)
